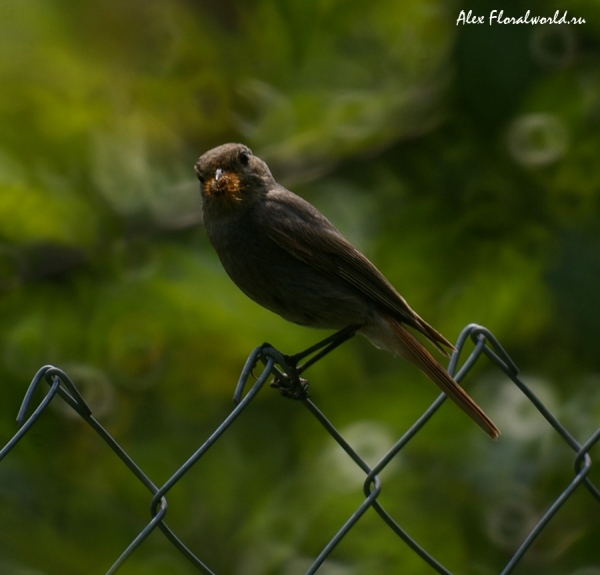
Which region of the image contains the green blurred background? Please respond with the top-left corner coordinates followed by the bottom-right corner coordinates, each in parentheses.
top-left (1, 0), bottom-right (599, 573)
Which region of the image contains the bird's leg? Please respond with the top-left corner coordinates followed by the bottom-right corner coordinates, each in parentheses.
top-left (270, 325), bottom-right (360, 399)
top-left (292, 324), bottom-right (360, 374)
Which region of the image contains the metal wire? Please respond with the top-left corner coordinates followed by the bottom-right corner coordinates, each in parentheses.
top-left (0, 323), bottom-right (598, 574)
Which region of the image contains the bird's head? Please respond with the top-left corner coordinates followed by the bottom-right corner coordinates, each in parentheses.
top-left (194, 143), bottom-right (274, 208)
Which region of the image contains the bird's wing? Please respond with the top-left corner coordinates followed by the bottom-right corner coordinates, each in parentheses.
top-left (262, 188), bottom-right (454, 353)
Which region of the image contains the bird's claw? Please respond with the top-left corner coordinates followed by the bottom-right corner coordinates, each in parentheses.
top-left (270, 372), bottom-right (310, 400)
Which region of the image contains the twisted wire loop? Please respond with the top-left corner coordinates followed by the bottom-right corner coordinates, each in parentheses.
top-left (0, 324), bottom-right (598, 574)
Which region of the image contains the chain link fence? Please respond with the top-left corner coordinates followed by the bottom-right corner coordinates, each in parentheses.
top-left (1, 323), bottom-right (599, 574)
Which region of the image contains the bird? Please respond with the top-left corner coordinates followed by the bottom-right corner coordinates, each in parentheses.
top-left (194, 143), bottom-right (500, 439)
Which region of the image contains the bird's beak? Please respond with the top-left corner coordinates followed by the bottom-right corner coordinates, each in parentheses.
top-left (215, 168), bottom-right (223, 182)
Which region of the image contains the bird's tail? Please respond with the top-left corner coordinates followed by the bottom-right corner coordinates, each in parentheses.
top-left (363, 315), bottom-right (500, 439)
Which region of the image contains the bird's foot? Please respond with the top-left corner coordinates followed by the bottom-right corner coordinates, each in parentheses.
top-left (258, 327), bottom-right (359, 401)
top-left (270, 351), bottom-right (309, 399)
top-left (270, 372), bottom-right (310, 400)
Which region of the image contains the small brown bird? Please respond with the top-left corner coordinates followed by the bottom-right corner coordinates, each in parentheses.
top-left (195, 143), bottom-right (499, 439)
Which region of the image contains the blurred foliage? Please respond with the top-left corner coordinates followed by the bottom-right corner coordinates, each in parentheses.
top-left (1, 0), bottom-right (599, 574)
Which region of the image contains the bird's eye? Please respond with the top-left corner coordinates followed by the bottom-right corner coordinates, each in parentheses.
top-left (238, 150), bottom-right (250, 166)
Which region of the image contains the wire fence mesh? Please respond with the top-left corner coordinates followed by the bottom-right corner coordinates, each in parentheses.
top-left (1, 323), bottom-right (599, 574)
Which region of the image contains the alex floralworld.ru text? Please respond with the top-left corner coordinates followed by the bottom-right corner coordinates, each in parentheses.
top-left (457, 9), bottom-right (586, 25)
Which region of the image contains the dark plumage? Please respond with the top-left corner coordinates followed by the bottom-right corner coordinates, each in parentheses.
top-left (195, 143), bottom-right (499, 439)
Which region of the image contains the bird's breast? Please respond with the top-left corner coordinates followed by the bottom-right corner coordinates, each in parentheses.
top-left (205, 214), bottom-right (371, 329)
